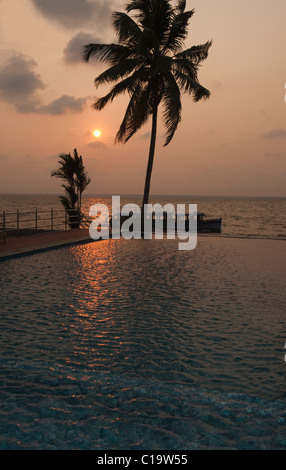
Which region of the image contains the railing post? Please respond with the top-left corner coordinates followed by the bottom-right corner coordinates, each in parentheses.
top-left (3, 211), bottom-right (6, 244)
top-left (51, 208), bottom-right (54, 231)
top-left (17, 209), bottom-right (20, 237)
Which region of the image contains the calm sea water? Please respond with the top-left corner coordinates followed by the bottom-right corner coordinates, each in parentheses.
top-left (0, 194), bottom-right (286, 239)
top-left (0, 237), bottom-right (286, 449)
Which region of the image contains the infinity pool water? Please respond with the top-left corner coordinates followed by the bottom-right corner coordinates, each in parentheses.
top-left (0, 237), bottom-right (286, 449)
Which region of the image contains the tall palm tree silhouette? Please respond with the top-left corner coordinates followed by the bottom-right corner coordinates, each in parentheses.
top-left (83, 0), bottom-right (211, 214)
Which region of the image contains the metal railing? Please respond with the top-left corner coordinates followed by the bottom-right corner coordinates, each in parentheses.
top-left (0, 209), bottom-right (92, 244)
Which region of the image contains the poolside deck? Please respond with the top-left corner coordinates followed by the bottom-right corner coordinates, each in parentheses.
top-left (0, 228), bottom-right (93, 260)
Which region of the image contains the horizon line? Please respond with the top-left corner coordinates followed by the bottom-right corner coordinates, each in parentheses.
top-left (0, 193), bottom-right (286, 199)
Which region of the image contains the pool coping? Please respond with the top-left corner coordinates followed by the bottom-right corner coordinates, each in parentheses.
top-left (0, 239), bottom-right (98, 261)
top-left (0, 230), bottom-right (285, 262)
top-left (0, 229), bottom-right (96, 261)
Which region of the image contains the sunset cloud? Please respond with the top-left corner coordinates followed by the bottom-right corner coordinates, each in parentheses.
top-left (0, 53), bottom-right (45, 103)
top-left (30, 0), bottom-right (96, 28)
top-left (63, 32), bottom-right (101, 64)
top-left (17, 95), bottom-right (89, 115)
top-left (0, 52), bottom-right (88, 115)
top-left (87, 140), bottom-right (106, 149)
top-left (30, 0), bottom-right (121, 29)
top-left (263, 128), bottom-right (286, 139)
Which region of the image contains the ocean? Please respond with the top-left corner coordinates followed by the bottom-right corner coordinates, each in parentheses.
top-left (0, 194), bottom-right (285, 240)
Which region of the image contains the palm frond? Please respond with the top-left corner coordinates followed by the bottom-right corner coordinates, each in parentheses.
top-left (76, 170), bottom-right (91, 193)
top-left (51, 153), bottom-right (75, 182)
top-left (115, 81), bottom-right (154, 144)
top-left (161, 72), bottom-right (182, 146)
top-left (112, 12), bottom-right (142, 46)
top-left (172, 57), bottom-right (198, 78)
top-left (125, 0), bottom-right (152, 27)
top-left (173, 68), bottom-right (210, 101)
top-left (92, 66), bottom-right (148, 111)
top-left (61, 184), bottom-right (78, 208)
top-left (94, 58), bottom-right (143, 88)
top-left (126, 0), bottom-right (172, 42)
top-left (149, 0), bottom-right (173, 43)
top-left (174, 41), bottom-right (212, 65)
top-left (83, 43), bottom-right (134, 65)
top-left (162, 9), bottom-right (195, 53)
top-left (59, 196), bottom-right (73, 212)
top-left (175, 0), bottom-right (186, 14)
top-left (51, 169), bottom-right (65, 179)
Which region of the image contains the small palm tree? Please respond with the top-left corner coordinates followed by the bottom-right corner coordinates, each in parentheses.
top-left (83, 0), bottom-right (211, 215)
top-left (51, 149), bottom-right (91, 228)
top-left (73, 149), bottom-right (91, 210)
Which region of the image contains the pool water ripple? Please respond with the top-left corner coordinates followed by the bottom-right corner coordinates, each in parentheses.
top-left (0, 237), bottom-right (286, 449)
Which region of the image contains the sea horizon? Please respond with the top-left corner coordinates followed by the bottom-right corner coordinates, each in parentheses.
top-left (1, 192), bottom-right (286, 199)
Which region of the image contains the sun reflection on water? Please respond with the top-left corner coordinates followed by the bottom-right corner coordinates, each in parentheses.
top-left (58, 240), bottom-right (135, 371)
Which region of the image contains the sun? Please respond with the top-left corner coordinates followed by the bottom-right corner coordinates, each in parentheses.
top-left (93, 129), bottom-right (101, 138)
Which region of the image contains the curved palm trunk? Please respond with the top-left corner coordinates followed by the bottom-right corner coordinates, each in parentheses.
top-left (141, 104), bottom-right (158, 234)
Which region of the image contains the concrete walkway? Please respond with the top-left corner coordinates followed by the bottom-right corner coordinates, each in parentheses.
top-left (0, 229), bottom-right (93, 260)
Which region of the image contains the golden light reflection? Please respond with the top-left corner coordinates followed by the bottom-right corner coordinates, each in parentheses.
top-left (64, 241), bottom-right (128, 369)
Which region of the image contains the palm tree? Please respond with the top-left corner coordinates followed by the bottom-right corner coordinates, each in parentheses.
top-left (51, 149), bottom-right (91, 228)
top-left (83, 0), bottom-right (211, 215)
top-left (72, 149), bottom-right (91, 210)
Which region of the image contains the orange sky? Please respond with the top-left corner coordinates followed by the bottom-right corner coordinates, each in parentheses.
top-left (0, 0), bottom-right (285, 197)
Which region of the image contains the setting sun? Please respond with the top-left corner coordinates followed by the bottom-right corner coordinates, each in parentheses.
top-left (93, 130), bottom-right (101, 138)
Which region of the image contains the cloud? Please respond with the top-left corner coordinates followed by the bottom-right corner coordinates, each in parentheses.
top-left (63, 31), bottom-right (101, 64)
top-left (17, 94), bottom-right (89, 115)
top-left (40, 95), bottom-right (88, 114)
top-left (0, 52), bottom-right (88, 115)
top-left (0, 53), bottom-right (45, 104)
top-left (263, 128), bottom-right (286, 139)
top-left (30, 0), bottom-right (120, 29)
top-left (30, 0), bottom-right (96, 28)
top-left (87, 140), bottom-right (106, 149)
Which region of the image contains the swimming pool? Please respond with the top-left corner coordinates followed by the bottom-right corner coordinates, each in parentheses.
top-left (0, 237), bottom-right (286, 449)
